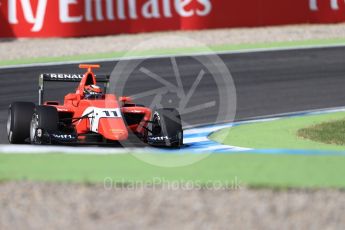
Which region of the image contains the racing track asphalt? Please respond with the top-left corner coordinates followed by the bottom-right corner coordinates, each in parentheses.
top-left (1, 46), bottom-right (345, 144)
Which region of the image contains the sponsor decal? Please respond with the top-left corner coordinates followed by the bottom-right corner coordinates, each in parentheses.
top-left (52, 134), bottom-right (75, 139)
top-left (7, 0), bottom-right (48, 32)
top-left (148, 136), bottom-right (169, 141)
top-left (1, 0), bottom-right (345, 37)
top-left (102, 110), bottom-right (118, 117)
top-left (57, 108), bottom-right (70, 112)
top-left (310, 0), bottom-right (340, 11)
top-left (48, 73), bottom-right (83, 79)
top-left (2, 0), bottom-right (212, 33)
top-left (59, 0), bottom-right (212, 23)
top-left (81, 107), bottom-right (122, 133)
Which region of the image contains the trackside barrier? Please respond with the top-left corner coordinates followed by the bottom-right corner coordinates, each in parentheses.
top-left (0, 0), bottom-right (345, 38)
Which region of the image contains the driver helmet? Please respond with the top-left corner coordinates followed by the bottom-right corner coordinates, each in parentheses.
top-left (84, 85), bottom-right (103, 99)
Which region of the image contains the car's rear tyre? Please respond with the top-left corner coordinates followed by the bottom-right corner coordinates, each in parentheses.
top-left (152, 108), bottom-right (183, 147)
top-left (7, 102), bottom-right (35, 144)
top-left (30, 106), bottom-right (59, 144)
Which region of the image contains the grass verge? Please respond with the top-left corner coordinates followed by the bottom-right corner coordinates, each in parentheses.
top-left (298, 119), bottom-right (345, 145)
top-left (1, 153), bottom-right (345, 188)
top-left (2, 38), bottom-right (345, 67)
top-left (210, 112), bottom-right (345, 151)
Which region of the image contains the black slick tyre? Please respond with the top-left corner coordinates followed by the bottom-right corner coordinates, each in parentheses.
top-left (7, 102), bottom-right (35, 144)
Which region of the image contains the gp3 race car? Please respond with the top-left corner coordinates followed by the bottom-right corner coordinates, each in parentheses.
top-left (7, 64), bottom-right (183, 147)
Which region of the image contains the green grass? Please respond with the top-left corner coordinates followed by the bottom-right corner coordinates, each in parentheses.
top-left (298, 119), bottom-right (345, 145)
top-left (2, 38), bottom-right (345, 67)
top-left (2, 112), bottom-right (345, 188)
top-left (210, 112), bottom-right (345, 151)
top-left (1, 153), bottom-right (345, 188)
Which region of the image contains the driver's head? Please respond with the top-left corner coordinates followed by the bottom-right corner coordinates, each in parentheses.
top-left (84, 85), bottom-right (103, 99)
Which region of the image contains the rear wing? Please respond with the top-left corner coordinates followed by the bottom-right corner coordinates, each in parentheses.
top-left (38, 73), bottom-right (110, 105)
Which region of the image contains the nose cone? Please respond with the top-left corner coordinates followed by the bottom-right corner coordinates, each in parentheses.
top-left (98, 118), bottom-right (128, 141)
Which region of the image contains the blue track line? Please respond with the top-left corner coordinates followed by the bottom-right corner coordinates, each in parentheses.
top-left (181, 107), bottom-right (345, 155)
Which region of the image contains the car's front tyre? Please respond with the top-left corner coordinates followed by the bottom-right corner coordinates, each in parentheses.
top-left (7, 102), bottom-right (35, 144)
top-left (30, 106), bottom-right (59, 144)
top-left (150, 108), bottom-right (183, 148)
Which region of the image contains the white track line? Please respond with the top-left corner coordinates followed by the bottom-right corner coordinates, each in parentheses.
top-left (2, 106), bottom-right (345, 154)
top-left (0, 145), bottom-right (137, 155)
top-left (1, 43), bottom-right (345, 70)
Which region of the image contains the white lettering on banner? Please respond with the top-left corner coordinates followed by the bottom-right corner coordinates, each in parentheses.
top-left (8, 0), bottom-right (18, 24)
top-left (196, 0), bottom-right (212, 16)
top-left (175, 0), bottom-right (193, 17)
top-left (84, 0), bottom-right (137, 21)
top-left (106, 0), bottom-right (115, 20)
top-left (128, 0), bottom-right (138, 19)
top-left (117, 0), bottom-right (126, 20)
top-left (163, 0), bottom-right (173, 17)
top-left (7, 0), bottom-right (213, 32)
top-left (310, 0), bottom-right (340, 11)
top-left (59, 0), bottom-right (83, 23)
top-left (330, 0), bottom-right (340, 10)
top-left (142, 0), bottom-right (160, 18)
top-left (8, 0), bottom-right (47, 31)
top-left (85, 0), bottom-right (104, 21)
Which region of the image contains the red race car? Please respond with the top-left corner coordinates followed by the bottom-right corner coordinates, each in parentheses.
top-left (7, 64), bottom-right (183, 147)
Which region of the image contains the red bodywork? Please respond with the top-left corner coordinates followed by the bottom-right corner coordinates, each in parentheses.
top-left (44, 64), bottom-right (151, 142)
